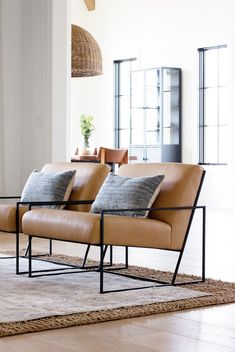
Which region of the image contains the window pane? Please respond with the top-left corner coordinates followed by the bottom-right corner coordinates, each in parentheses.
top-left (204, 87), bottom-right (218, 125)
top-left (131, 109), bottom-right (144, 145)
top-left (204, 126), bottom-right (218, 163)
top-left (219, 47), bottom-right (228, 86)
top-left (119, 62), bottom-right (130, 95)
top-left (119, 129), bottom-right (130, 148)
top-left (199, 46), bottom-right (228, 164)
top-left (119, 96), bottom-right (130, 129)
top-left (131, 71), bottom-right (144, 107)
top-left (219, 126), bottom-right (228, 163)
top-left (204, 49), bottom-right (218, 87)
top-left (219, 87), bottom-right (228, 125)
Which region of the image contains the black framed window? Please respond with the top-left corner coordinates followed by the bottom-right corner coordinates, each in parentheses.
top-left (198, 45), bottom-right (228, 165)
top-left (114, 58), bottom-right (136, 148)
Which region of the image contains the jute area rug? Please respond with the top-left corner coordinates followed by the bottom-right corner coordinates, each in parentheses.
top-left (0, 254), bottom-right (235, 338)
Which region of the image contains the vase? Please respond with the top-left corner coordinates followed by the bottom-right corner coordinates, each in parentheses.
top-left (79, 142), bottom-right (93, 156)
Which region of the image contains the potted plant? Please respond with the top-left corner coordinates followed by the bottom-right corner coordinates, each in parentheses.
top-left (80, 114), bottom-right (95, 155)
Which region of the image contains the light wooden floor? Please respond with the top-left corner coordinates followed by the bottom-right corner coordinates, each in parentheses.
top-left (0, 208), bottom-right (235, 351)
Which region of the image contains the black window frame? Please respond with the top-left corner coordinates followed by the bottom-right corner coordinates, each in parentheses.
top-left (114, 58), bottom-right (136, 148)
top-left (198, 44), bottom-right (228, 165)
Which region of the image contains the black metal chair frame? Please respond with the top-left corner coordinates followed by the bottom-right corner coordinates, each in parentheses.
top-left (24, 203), bottom-right (206, 293)
top-left (99, 204), bottom-right (206, 293)
top-left (0, 195), bottom-right (54, 261)
top-left (19, 170), bottom-right (206, 294)
top-left (98, 170), bottom-right (206, 293)
top-left (15, 199), bottom-right (114, 275)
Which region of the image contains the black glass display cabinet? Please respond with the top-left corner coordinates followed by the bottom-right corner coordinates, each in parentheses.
top-left (115, 66), bottom-right (181, 163)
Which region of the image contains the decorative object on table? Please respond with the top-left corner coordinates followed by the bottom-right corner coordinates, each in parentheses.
top-left (80, 114), bottom-right (95, 155)
top-left (71, 24), bottom-right (102, 77)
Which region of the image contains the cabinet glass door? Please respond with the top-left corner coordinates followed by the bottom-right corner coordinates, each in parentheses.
top-left (131, 108), bottom-right (145, 145)
top-left (162, 69), bottom-right (180, 145)
top-left (145, 109), bottom-right (161, 145)
top-left (115, 63), bottom-right (181, 163)
top-left (145, 69), bottom-right (160, 109)
top-left (131, 71), bottom-right (144, 108)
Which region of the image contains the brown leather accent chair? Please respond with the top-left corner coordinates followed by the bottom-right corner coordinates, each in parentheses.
top-left (71, 146), bottom-right (128, 171)
top-left (0, 162), bottom-right (110, 259)
top-left (22, 163), bottom-right (206, 293)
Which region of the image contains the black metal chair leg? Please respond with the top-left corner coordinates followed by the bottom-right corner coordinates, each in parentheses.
top-left (81, 245), bottom-right (91, 268)
top-left (109, 245), bottom-right (113, 266)
top-left (24, 243), bottom-right (29, 257)
top-left (125, 246), bottom-right (128, 268)
top-left (24, 238), bottom-right (52, 257)
top-left (16, 232), bottom-right (20, 274)
top-left (28, 236), bottom-right (32, 277)
top-left (49, 239), bottom-right (53, 255)
top-left (100, 244), bottom-right (104, 293)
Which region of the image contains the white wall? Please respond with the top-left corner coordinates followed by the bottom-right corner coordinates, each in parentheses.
top-left (0, 0), bottom-right (22, 194)
top-left (20, 0), bottom-right (53, 185)
top-left (0, 1), bottom-right (4, 193)
top-left (52, 0), bottom-right (71, 162)
top-left (71, 0), bottom-right (235, 209)
top-left (70, 0), bottom-right (105, 155)
top-left (0, 0), bottom-right (70, 194)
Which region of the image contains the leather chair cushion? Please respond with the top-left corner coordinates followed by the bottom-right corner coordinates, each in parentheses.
top-left (22, 208), bottom-right (172, 249)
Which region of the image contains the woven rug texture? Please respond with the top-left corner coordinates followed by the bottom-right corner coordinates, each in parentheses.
top-left (0, 254), bottom-right (235, 337)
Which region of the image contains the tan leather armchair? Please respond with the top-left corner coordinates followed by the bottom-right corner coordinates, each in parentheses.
top-left (22, 162), bottom-right (206, 293)
top-left (71, 146), bottom-right (129, 171)
top-left (0, 162), bottom-right (110, 262)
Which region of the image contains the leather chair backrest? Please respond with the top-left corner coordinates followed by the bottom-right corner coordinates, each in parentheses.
top-left (117, 163), bottom-right (205, 250)
top-left (42, 162), bottom-right (110, 212)
top-left (97, 147), bottom-right (128, 165)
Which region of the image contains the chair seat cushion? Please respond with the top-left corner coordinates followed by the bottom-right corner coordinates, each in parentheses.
top-left (22, 208), bottom-right (172, 249)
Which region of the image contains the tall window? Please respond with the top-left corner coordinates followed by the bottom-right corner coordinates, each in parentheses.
top-left (198, 45), bottom-right (228, 165)
top-left (114, 58), bottom-right (136, 148)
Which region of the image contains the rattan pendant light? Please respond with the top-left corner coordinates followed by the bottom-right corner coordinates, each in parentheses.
top-left (71, 24), bottom-right (103, 77)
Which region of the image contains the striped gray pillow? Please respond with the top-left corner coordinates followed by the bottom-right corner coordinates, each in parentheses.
top-left (21, 169), bottom-right (76, 208)
top-left (91, 173), bottom-right (164, 217)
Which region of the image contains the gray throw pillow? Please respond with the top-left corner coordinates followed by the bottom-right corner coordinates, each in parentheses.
top-left (91, 173), bottom-right (164, 217)
top-left (21, 169), bottom-right (76, 209)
